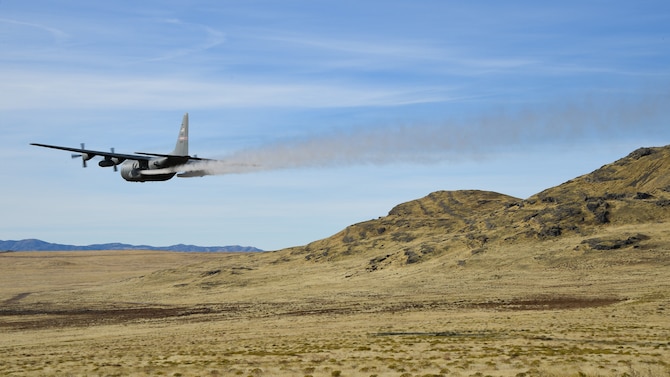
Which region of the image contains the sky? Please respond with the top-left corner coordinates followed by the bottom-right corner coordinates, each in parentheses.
top-left (2, 1), bottom-right (669, 250)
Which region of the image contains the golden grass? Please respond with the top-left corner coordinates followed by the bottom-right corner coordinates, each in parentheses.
top-left (2, 222), bottom-right (669, 377)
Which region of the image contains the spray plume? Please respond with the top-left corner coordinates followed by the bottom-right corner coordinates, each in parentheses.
top-left (176, 92), bottom-right (669, 176)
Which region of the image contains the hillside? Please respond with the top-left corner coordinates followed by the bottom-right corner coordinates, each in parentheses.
top-left (288, 146), bottom-right (670, 268)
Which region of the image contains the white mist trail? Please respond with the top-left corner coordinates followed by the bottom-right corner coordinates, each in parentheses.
top-left (180, 93), bottom-right (669, 176)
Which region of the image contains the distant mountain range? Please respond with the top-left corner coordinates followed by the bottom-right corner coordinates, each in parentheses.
top-left (0, 239), bottom-right (262, 252)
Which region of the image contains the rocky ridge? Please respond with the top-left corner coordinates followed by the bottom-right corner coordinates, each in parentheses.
top-left (289, 146), bottom-right (670, 268)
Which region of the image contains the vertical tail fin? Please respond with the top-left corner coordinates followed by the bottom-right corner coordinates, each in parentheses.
top-left (171, 113), bottom-right (189, 156)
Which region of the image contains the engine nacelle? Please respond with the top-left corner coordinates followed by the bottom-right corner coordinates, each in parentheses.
top-left (99, 156), bottom-right (125, 168)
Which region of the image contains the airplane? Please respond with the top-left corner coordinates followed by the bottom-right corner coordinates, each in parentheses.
top-left (31, 113), bottom-right (212, 182)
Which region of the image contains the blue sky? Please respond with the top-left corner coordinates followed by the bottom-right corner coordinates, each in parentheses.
top-left (2, 1), bottom-right (669, 250)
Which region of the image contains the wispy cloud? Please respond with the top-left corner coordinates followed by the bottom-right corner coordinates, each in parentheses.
top-left (238, 30), bottom-right (540, 76)
top-left (0, 70), bottom-right (455, 110)
top-left (0, 17), bottom-right (69, 42)
top-left (258, 33), bottom-right (445, 59)
top-left (132, 19), bottom-right (227, 63)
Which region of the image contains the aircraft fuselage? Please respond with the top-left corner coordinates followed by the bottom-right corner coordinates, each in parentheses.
top-left (119, 156), bottom-right (190, 182)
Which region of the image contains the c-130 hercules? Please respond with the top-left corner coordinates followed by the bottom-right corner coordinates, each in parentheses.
top-left (31, 113), bottom-right (212, 182)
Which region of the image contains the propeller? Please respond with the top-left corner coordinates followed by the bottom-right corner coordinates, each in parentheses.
top-left (71, 143), bottom-right (90, 168)
top-left (111, 148), bottom-right (118, 171)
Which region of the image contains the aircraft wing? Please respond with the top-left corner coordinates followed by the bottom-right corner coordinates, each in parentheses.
top-left (30, 143), bottom-right (153, 161)
top-left (31, 143), bottom-right (207, 163)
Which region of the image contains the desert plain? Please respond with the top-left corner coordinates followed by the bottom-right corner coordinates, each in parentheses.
top-left (2, 147), bottom-right (670, 377)
top-left (2, 227), bottom-right (669, 377)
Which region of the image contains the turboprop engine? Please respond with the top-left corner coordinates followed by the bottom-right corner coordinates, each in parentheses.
top-left (97, 148), bottom-right (124, 171)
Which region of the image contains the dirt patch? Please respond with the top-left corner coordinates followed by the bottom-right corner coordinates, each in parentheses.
top-left (472, 296), bottom-right (624, 311)
top-left (0, 295), bottom-right (626, 331)
top-left (374, 330), bottom-right (495, 338)
top-left (0, 306), bottom-right (215, 330)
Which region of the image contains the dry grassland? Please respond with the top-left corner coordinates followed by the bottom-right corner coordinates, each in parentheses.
top-left (1, 225), bottom-right (669, 377)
